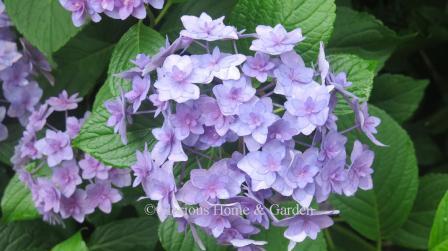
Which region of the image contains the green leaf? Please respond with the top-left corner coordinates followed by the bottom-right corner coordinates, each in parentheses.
top-left (51, 232), bottom-right (88, 251)
top-left (88, 217), bottom-right (159, 251)
top-left (4, 0), bottom-right (80, 57)
top-left (429, 191), bottom-right (448, 250)
top-left (0, 123), bottom-right (22, 165)
top-left (158, 218), bottom-right (228, 251)
top-left (328, 7), bottom-right (401, 69)
top-left (331, 105), bottom-right (418, 241)
top-left (370, 74), bottom-right (429, 123)
top-left (392, 174), bottom-right (448, 249)
top-left (73, 23), bottom-right (165, 168)
top-left (229, 0), bottom-right (336, 62)
top-left (0, 220), bottom-right (65, 251)
top-left (327, 225), bottom-right (375, 251)
top-left (1, 175), bottom-right (39, 223)
top-left (160, 0), bottom-right (238, 38)
top-left (328, 54), bottom-right (377, 115)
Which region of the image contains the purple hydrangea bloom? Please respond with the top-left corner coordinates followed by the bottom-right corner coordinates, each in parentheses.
top-left (171, 101), bottom-right (204, 140)
top-left (355, 102), bottom-right (385, 146)
top-left (250, 24), bottom-right (304, 55)
top-left (59, 0), bottom-right (100, 27)
top-left (154, 55), bottom-right (209, 103)
top-left (3, 81), bottom-right (42, 121)
top-left (191, 47), bottom-right (246, 81)
top-left (105, 0), bottom-right (146, 20)
top-left (273, 51), bottom-right (314, 95)
top-left (125, 76), bottom-right (150, 113)
top-left (131, 144), bottom-right (154, 187)
top-left (0, 40), bottom-right (21, 71)
top-left (26, 104), bottom-right (53, 132)
top-left (108, 168), bottom-right (132, 188)
top-left (230, 97), bottom-right (278, 151)
top-left (284, 82), bottom-right (333, 135)
top-left (217, 215), bottom-right (260, 245)
top-left (32, 178), bottom-right (61, 213)
top-left (344, 140), bottom-right (374, 196)
top-left (148, 93), bottom-right (168, 117)
top-left (47, 91), bottom-right (82, 111)
top-left (105, 93), bottom-right (129, 144)
top-left (191, 206), bottom-right (233, 237)
top-left (274, 212), bottom-right (334, 248)
top-left (237, 140), bottom-right (289, 192)
top-left (319, 131), bottom-right (347, 161)
top-left (151, 122), bottom-right (188, 165)
top-left (267, 119), bottom-right (297, 143)
top-left (197, 96), bottom-right (233, 136)
top-left (60, 189), bottom-right (93, 223)
top-left (79, 154), bottom-right (111, 180)
top-left (242, 52), bottom-right (276, 83)
top-left (86, 181), bottom-right (122, 213)
top-left (193, 126), bottom-right (232, 150)
top-left (18, 130), bottom-right (40, 159)
top-left (143, 162), bottom-right (183, 221)
top-left (315, 158), bottom-right (347, 202)
top-left (213, 77), bottom-right (256, 116)
top-left (230, 196), bottom-right (269, 229)
top-left (66, 116), bottom-right (83, 139)
top-left (0, 106), bottom-right (7, 142)
top-left (180, 13), bottom-right (238, 41)
top-left (51, 160), bottom-right (82, 197)
top-left (177, 159), bottom-right (245, 205)
top-left (35, 130), bottom-right (73, 167)
top-left (284, 148), bottom-right (320, 189)
top-left (0, 57), bottom-right (31, 87)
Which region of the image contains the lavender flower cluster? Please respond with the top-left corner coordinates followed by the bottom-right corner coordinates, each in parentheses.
top-left (59, 0), bottom-right (165, 27)
top-left (11, 89), bottom-right (132, 224)
top-left (1, 0), bottom-right (131, 225)
top-left (0, 1), bottom-right (53, 142)
top-left (105, 13), bottom-right (384, 250)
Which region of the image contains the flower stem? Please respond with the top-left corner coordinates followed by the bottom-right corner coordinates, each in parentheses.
top-left (154, 0), bottom-right (173, 26)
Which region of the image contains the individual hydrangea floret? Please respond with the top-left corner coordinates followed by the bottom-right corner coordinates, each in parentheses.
top-left (47, 91), bottom-right (82, 111)
top-left (192, 47), bottom-right (246, 82)
top-left (213, 76), bottom-right (256, 116)
top-left (34, 130), bottom-right (73, 167)
top-left (250, 24), bottom-right (304, 55)
top-left (181, 13), bottom-right (238, 41)
top-left (242, 52), bottom-right (276, 83)
top-left (154, 55), bottom-right (209, 103)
